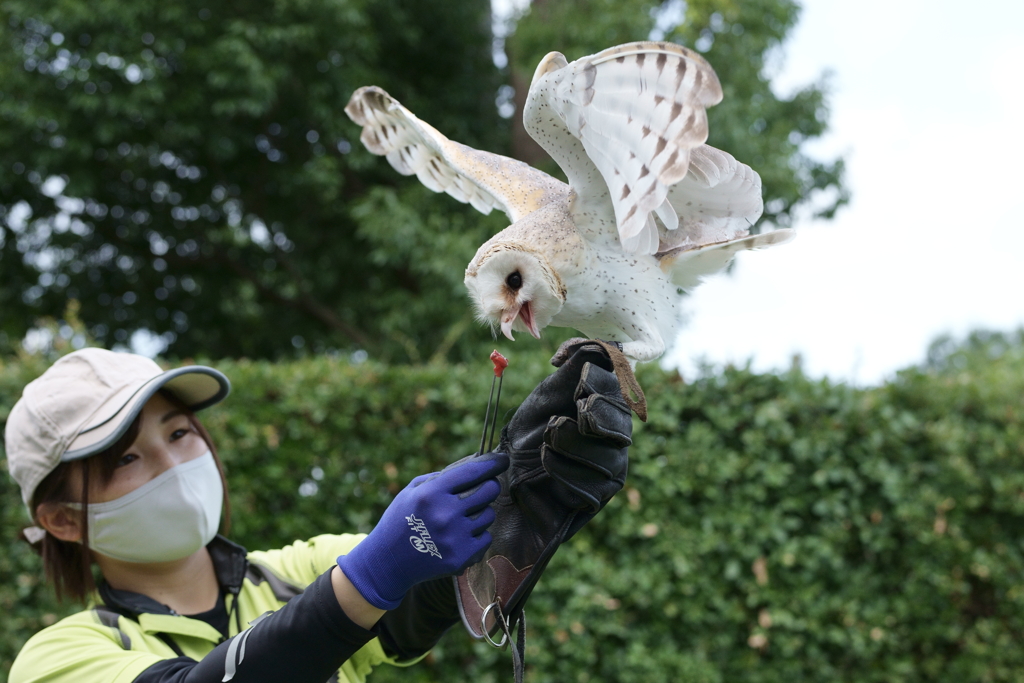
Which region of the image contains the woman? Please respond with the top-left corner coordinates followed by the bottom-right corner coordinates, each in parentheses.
top-left (5, 347), bottom-right (511, 683)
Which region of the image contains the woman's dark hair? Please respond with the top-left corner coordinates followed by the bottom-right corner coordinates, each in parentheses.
top-left (23, 389), bottom-right (230, 603)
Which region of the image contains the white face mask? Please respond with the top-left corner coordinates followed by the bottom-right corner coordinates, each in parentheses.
top-left (71, 451), bottom-right (223, 563)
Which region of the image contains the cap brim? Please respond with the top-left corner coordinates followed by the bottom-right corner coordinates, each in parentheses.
top-left (62, 366), bottom-right (230, 462)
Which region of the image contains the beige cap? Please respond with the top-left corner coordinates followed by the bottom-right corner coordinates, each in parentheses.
top-left (4, 348), bottom-right (230, 508)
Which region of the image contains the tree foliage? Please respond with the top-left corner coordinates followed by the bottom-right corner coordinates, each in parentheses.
top-left (3, 330), bottom-right (1024, 681)
top-left (0, 0), bottom-right (845, 361)
top-left (0, 0), bottom-right (502, 361)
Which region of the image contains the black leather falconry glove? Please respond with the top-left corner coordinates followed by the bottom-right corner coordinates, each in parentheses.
top-left (454, 339), bottom-right (635, 653)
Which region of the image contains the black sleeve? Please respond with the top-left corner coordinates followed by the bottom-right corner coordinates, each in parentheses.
top-left (375, 576), bottom-right (461, 661)
top-left (133, 569), bottom-right (376, 683)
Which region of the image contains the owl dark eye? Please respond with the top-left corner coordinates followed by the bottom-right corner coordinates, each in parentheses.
top-left (506, 271), bottom-right (523, 290)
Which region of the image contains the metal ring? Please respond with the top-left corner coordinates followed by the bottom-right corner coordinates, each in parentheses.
top-left (480, 602), bottom-right (509, 648)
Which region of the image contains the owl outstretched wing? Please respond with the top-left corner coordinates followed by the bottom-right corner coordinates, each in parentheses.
top-left (658, 144), bottom-right (766, 252)
top-left (345, 86), bottom-right (568, 223)
top-left (653, 144), bottom-right (792, 287)
top-left (524, 42), bottom-right (726, 255)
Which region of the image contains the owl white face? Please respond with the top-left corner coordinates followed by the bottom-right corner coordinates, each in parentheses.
top-left (465, 247), bottom-right (565, 341)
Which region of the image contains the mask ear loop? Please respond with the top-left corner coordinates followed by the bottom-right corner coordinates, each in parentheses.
top-left (22, 526), bottom-right (47, 545)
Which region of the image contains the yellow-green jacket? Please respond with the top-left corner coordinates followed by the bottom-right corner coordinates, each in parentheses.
top-left (9, 534), bottom-right (431, 683)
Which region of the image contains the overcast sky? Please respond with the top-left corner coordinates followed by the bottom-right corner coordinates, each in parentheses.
top-left (666, 0), bottom-right (1024, 385)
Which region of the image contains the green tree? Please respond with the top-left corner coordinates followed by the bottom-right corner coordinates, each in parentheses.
top-left (0, 0), bottom-right (845, 362)
top-left (0, 0), bottom-right (502, 361)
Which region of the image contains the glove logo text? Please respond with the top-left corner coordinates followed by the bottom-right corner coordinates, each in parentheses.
top-left (406, 514), bottom-right (442, 558)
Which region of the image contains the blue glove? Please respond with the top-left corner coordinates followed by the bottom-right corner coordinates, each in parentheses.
top-left (337, 451), bottom-right (509, 610)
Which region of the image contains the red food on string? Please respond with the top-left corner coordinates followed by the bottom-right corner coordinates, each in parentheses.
top-left (490, 350), bottom-right (509, 377)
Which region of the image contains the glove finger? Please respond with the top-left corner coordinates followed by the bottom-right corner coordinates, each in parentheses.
top-left (468, 503), bottom-right (497, 535)
top-left (505, 345), bottom-right (616, 452)
top-left (459, 477), bottom-right (502, 514)
top-left (541, 449), bottom-right (604, 511)
top-left (441, 451), bottom-right (510, 495)
top-left (545, 416), bottom-right (628, 478)
top-left (551, 338), bottom-right (623, 368)
top-left (565, 345), bottom-right (615, 375)
top-left (575, 362), bottom-right (624, 402)
top-left (409, 472), bottom-right (440, 488)
top-left (542, 438), bottom-right (628, 514)
top-left (549, 337), bottom-right (593, 367)
top-left (444, 454), bottom-right (499, 500)
top-left (576, 394), bottom-right (632, 447)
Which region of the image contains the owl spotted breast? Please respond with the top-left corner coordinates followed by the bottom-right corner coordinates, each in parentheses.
top-left (345, 41), bottom-right (794, 362)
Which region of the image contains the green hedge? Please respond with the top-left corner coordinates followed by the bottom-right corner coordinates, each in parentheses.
top-left (3, 334), bottom-right (1024, 682)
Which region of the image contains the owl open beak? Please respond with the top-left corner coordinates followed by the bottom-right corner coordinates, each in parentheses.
top-left (500, 301), bottom-right (541, 341)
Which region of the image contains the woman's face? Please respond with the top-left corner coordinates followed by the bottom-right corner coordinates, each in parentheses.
top-left (87, 393), bottom-right (209, 503)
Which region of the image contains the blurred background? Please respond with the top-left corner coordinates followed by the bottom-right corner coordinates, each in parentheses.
top-left (2, 0), bottom-right (1024, 681)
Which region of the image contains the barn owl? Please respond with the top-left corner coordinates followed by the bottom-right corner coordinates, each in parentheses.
top-left (345, 41), bottom-right (793, 362)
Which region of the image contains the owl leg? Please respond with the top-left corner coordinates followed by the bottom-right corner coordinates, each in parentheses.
top-left (620, 330), bottom-right (665, 364)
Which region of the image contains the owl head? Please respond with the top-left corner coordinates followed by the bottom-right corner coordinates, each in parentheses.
top-left (465, 243), bottom-right (566, 341)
